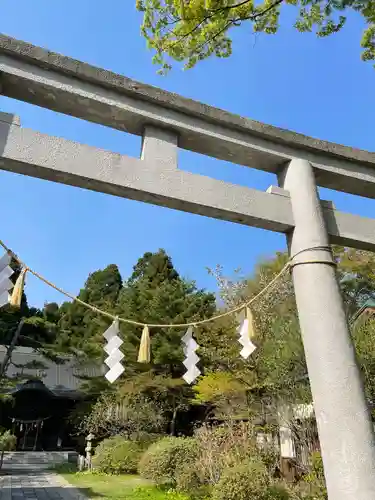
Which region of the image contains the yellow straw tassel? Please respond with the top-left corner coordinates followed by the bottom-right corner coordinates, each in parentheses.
top-left (10, 268), bottom-right (27, 308)
top-left (138, 325), bottom-right (151, 363)
top-left (246, 307), bottom-right (256, 339)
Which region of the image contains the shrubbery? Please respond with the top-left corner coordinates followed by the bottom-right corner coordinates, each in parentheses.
top-left (211, 458), bottom-right (268, 500)
top-left (129, 431), bottom-right (160, 447)
top-left (93, 436), bottom-right (143, 474)
top-left (0, 430), bottom-right (16, 451)
top-left (130, 486), bottom-right (190, 500)
top-left (137, 423), bottom-right (294, 499)
top-left (138, 436), bottom-right (197, 487)
top-left (264, 485), bottom-right (293, 500)
top-left (175, 462), bottom-right (207, 497)
top-left (194, 422), bottom-right (278, 485)
top-left (212, 459), bottom-right (291, 500)
top-left (92, 424), bottom-right (324, 500)
top-left (0, 430), bottom-right (17, 470)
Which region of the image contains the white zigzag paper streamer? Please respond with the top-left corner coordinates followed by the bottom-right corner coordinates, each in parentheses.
top-left (237, 317), bottom-right (257, 360)
top-left (0, 253), bottom-right (14, 308)
top-left (182, 326), bottom-right (200, 384)
top-left (103, 319), bottom-right (125, 383)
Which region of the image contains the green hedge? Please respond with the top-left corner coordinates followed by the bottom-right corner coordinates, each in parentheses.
top-left (93, 436), bottom-right (143, 474)
top-left (138, 437), bottom-right (197, 487)
top-left (0, 430), bottom-right (16, 451)
top-left (212, 459), bottom-right (291, 500)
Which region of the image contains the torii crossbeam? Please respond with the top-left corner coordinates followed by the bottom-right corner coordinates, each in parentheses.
top-left (0, 34), bottom-right (374, 500)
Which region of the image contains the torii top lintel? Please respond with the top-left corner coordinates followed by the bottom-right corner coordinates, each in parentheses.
top-left (1, 34), bottom-right (375, 253)
top-left (0, 33), bottom-right (374, 199)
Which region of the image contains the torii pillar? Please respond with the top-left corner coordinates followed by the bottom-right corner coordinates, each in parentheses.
top-left (280, 159), bottom-right (375, 500)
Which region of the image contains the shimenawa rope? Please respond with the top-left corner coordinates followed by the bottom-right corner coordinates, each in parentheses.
top-left (0, 238), bottom-right (335, 330)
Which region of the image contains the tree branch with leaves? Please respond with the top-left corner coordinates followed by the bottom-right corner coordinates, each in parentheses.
top-left (137, 0), bottom-right (375, 72)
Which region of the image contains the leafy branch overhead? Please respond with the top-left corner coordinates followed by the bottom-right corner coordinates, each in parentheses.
top-left (137, 0), bottom-right (375, 72)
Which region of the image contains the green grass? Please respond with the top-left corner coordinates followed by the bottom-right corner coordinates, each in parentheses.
top-left (55, 466), bottom-right (189, 500)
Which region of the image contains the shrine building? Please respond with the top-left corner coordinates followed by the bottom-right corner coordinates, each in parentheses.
top-left (0, 346), bottom-right (100, 451)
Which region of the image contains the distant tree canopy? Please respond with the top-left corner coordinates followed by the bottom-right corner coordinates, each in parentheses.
top-left (136, 0), bottom-right (375, 72)
top-left (59, 245), bottom-right (375, 433)
top-left (2, 245), bottom-right (375, 433)
top-left (193, 246), bottom-right (375, 420)
top-left (61, 249), bottom-right (216, 435)
top-left (56, 249), bottom-right (215, 366)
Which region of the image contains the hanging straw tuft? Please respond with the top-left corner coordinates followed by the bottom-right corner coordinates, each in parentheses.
top-left (138, 325), bottom-right (151, 363)
top-left (10, 268), bottom-right (27, 308)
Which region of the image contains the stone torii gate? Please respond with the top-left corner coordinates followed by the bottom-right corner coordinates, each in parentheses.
top-left (0, 34), bottom-right (375, 499)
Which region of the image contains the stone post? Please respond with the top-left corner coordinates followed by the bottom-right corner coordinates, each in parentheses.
top-left (85, 433), bottom-right (94, 470)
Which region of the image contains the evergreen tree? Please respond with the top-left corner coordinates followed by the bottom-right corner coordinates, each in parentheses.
top-left (63, 250), bottom-right (216, 434)
top-left (114, 249), bottom-right (216, 433)
top-left (57, 264), bottom-right (123, 357)
top-left (117, 249), bottom-right (216, 375)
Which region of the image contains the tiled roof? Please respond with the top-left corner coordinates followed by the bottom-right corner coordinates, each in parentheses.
top-left (0, 345), bottom-right (103, 396)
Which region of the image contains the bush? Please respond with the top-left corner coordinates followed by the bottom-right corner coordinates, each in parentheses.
top-left (129, 431), bottom-right (161, 447)
top-left (194, 421), bottom-right (279, 486)
top-left (92, 436), bottom-right (143, 474)
top-left (264, 484), bottom-right (292, 500)
top-left (138, 437), bottom-right (197, 487)
top-left (212, 458), bottom-right (291, 500)
top-left (176, 462), bottom-right (209, 497)
top-left (0, 430), bottom-right (16, 451)
top-left (0, 430), bottom-right (17, 470)
top-left (130, 486), bottom-right (190, 500)
top-left (212, 458), bottom-right (269, 500)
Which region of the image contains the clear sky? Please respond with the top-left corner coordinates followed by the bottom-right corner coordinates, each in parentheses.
top-left (0, 0), bottom-right (374, 308)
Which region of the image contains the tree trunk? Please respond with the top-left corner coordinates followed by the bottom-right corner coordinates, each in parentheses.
top-left (170, 408), bottom-right (178, 436)
top-left (0, 449), bottom-right (4, 470)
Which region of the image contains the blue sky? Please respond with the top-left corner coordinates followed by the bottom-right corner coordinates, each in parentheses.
top-left (0, 0), bottom-right (374, 308)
